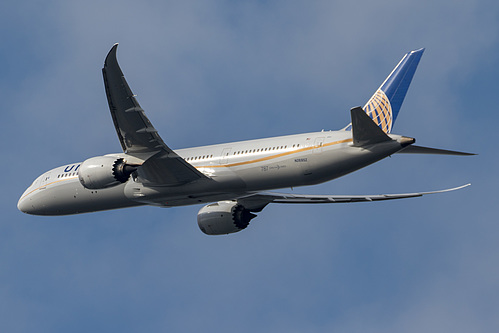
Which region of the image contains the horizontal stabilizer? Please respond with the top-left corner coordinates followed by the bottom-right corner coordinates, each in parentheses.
top-left (398, 145), bottom-right (476, 156)
top-left (351, 107), bottom-right (392, 147)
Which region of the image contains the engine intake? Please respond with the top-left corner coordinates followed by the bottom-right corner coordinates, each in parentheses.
top-left (197, 201), bottom-right (257, 235)
top-left (78, 156), bottom-right (137, 189)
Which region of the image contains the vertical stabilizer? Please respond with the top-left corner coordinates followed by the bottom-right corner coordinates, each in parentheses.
top-left (344, 49), bottom-right (424, 133)
top-left (363, 49), bottom-right (424, 133)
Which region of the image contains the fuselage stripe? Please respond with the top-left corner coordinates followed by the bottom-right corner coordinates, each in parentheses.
top-left (193, 138), bottom-right (353, 169)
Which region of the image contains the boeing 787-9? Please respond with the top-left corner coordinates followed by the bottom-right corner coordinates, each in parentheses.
top-left (18, 45), bottom-right (473, 235)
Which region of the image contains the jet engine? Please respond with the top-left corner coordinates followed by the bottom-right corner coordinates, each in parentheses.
top-left (197, 201), bottom-right (258, 235)
top-left (78, 156), bottom-right (137, 189)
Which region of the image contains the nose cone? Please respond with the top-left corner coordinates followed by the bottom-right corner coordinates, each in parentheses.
top-left (17, 193), bottom-right (34, 215)
top-left (17, 186), bottom-right (42, 215)
top-left (18, 185), bottom-right (75, 216)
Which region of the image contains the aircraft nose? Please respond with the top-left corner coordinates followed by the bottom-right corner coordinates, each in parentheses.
top-left (17, 195), bottom-right (33, 214)
top-left (17, 188), bottom-right (40, 215)
top-left (17, 187), bottom-right (62, 216)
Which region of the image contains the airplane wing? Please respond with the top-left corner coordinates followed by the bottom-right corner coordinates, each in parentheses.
top-left (237, 184), bottom-right (470, 211)
top-left (102, 44), bottom-right (209, 185)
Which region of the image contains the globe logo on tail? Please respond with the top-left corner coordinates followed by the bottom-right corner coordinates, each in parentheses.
top-left (363, 89), bottom-right (393, 133)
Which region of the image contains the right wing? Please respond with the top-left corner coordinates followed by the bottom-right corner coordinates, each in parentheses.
top-left (102, 44), bottom-right (209, 186)
top-left (237, 184), bottom-right (471, 211)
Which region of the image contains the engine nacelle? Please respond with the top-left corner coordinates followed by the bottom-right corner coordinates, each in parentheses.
top-left (78, 156), bottom-right (137, 190)
top-left (197, 201), bottom-right (257, 235)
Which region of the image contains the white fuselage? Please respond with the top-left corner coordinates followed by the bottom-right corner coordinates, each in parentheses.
top-left (18, 129), bottom-right (408, 215)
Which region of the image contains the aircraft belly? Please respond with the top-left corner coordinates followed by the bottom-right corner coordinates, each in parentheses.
top-left (123, 172), bottom-right (247, 206)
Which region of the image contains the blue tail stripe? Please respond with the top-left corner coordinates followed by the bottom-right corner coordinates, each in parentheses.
top-left (343, 49), bottom-right (424, 133)
top-left (380, 48), bottom-right (424, 123)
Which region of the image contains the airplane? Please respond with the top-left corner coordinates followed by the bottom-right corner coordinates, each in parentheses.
top-left (18, 44), bottom-right (473, 235)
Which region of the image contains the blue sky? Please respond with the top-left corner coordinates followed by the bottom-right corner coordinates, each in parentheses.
top-left (2, 0), bottom-right (498, 332)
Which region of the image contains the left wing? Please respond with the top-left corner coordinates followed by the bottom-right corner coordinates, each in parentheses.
top-left (102, 44), bottom-right (209, 186)
top-left (237, 184), bottom-right (470, 210)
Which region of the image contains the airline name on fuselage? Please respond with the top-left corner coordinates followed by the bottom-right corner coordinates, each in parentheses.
top-left (64, 164), bottom-right (81, 173)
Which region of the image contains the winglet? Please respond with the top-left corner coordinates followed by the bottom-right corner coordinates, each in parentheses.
top-left (351, 106), bottom-right (392, 146)
top-left (103, 44), bottom-right (121, 76)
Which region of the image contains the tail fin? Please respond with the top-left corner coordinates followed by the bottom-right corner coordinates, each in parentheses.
top-left (344, 49), bottom-right (424, 133)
